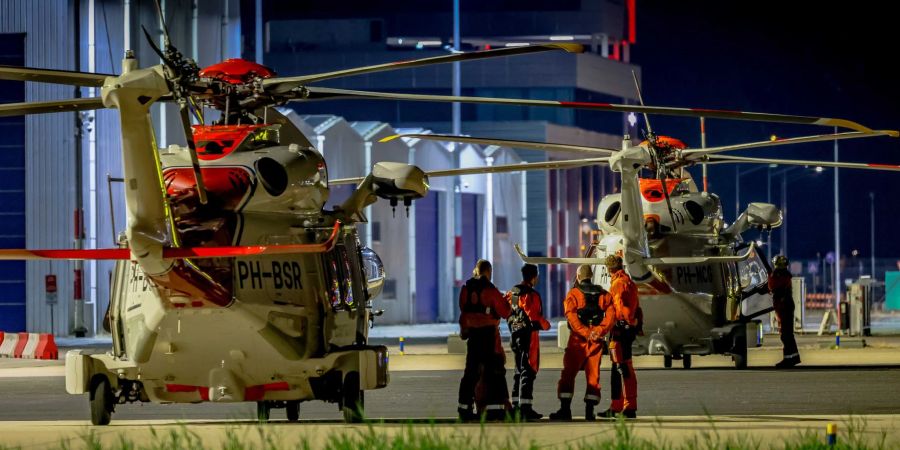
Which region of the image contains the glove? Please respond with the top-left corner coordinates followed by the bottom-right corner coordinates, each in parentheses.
top-left (588, 330), bottom-right (601, 342)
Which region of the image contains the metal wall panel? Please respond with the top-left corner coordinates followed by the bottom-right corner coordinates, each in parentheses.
top-left (1, 0), bottom-right (77, 335)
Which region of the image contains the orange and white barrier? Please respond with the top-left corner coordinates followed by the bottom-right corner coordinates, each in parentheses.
top-left (0, 332), bottom-right (19, 357)
top-left (0, 332), bottom-right (58, 359)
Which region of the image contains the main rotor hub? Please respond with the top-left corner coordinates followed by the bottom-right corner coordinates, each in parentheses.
top-left (199, 59), bottom-right (276, 85)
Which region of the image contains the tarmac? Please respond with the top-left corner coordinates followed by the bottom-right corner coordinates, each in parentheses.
top-left (1, 331), bottom-right (898, 448)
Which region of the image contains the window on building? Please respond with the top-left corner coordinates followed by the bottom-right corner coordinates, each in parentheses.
top-left (372, 222), bottom-right (382, 243)
top-left (496, 216), bottom-right (509, 235)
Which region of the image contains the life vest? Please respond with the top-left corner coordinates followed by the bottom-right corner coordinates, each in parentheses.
top-left (507, 284), bottom-right (534, 334)
top-left (462, 277), bottom-right (494, 315)
top-left (576, 282), bottom-right (606, 326)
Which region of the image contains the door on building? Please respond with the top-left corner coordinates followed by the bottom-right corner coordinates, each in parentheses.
top-left (0, 34), bottom-right (25, 331)
top-left (414, 191), bottom-right (440, 323)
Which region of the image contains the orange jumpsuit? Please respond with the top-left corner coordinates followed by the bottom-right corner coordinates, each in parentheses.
top-left (505, 282), bottom-right (550, 406)
top-left (557, 281), bottom-right (615, 405)
top-left (607, 268), bottom-right (640, 413)
top-left (458, 277), bottom-right (512, 413)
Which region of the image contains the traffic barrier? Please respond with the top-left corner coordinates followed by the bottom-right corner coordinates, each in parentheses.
top-left (13, 332), bottom-right (28, 358)
top-left (20, 333), bottom-right (40, 359)
top-left (0, 332), bottom-right (17, 357)
top-left (34, 334), bottom-right (58, 360)
top-left (0, 332), bottom-right (59, 359)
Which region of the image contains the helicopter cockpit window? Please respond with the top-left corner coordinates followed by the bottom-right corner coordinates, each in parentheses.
top-left (243, 125), bottom-right (281, 150)
top-left (323, 253), bottom-right (342, 310)
top-left (302, 162), bottom-right (329, 188)
top-left (338, 246), bottom-right (355, 308)
top-left (737, 247), bottom-right (769, 292)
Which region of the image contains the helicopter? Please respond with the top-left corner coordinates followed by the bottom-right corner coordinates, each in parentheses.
top-left (379, 107), bottom-right (899, 369)
top-left (0, 11), bottom-right (599, 424)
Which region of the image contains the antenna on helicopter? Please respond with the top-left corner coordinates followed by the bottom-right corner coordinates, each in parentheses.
top-left (146, 0), bottom-right (209, 205)
top-left (631, 70), bottom-right (678, 232)
top-left (631, 70), bottom-right (653, 137)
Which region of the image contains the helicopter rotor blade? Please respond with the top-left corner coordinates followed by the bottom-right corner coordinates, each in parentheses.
top-left (329, 157), bottom-right (610, 186)
top-left (380, 133), bottom-right (617, 156)
top-left (298, 87), bottom-right (877, 133)
top-left (706, 155), bottom-right (900, 171)
top-left (0, 97), bottom-right (105, 117)
top-left (177, 104), bottom-right (209, 204)
top-left (683, 130), bottom-right (899, 159)
top-left (0, 223), bottom-right (341, 260)
top-left (0, 65), bottom-right (111, 87)
top-left (263, 43), bottom-right (583, 93)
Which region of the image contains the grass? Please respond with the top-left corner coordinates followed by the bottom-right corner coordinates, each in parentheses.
top-left (0, 416), bottom-right (895, 450)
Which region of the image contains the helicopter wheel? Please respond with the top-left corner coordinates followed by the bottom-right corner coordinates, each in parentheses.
top-left (90, 376), bottom-right (114, 426)
top-left (682, 354), bottom-right (692, 369)
top-left (286, 400), bottom-right (300, 422)
top-left (663, 355), bottom-right (673, 368)
top-left (341, 372), bottom-right (365, 423)
top-left (732, 337), bottom-right (748, 370)
top-left (257, 401), bottom-right (271, 423)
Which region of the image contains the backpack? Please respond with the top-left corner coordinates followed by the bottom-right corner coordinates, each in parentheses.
top-left (461, 278), bottom-right (492, 315)
top-left (506, 284), bottom-right (533, 334)
top-left (576, 282), bottom-right (606, 326)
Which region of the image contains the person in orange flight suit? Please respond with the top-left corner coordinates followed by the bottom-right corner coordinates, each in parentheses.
top-left (457, 259), bottom-right (512, 422)
top-left (549, 264), bottom-right (615, 421)
top-left (505, 263), bottom-right (551, 421)
top-left (600, 255), bottom-right (641, 419)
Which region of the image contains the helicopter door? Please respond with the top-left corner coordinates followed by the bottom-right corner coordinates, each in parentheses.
top-left (737, 246), bottom-right (774, 319)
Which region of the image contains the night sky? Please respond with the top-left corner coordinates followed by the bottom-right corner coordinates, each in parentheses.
top-left (633, 1), bottom-right (900, 260)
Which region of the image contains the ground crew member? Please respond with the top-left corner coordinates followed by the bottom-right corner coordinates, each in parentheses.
top-left (549, 264), bottom-right (613, 421)
top-left (601, 255), bottom-right (640, 419)
top-left (458, 259), bottom-right (512, 421)
top-left (506, 263), bottom-right (551, 421)
top-left (769, 255), bottom-right (800, 368)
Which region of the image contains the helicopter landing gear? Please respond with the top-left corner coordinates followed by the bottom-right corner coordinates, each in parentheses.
top-left (663, 355), bottom-right (673, 368)
top-left (286, 400), bottom-right (300, 422)
top-left (682, 354), bottom-right (692, 369)
top-left (731, 338), bottom-right (748, 370)
top-left (257, 401), bottom-right (271, 422)
top-left (341, 371), bottom-right (365, 423)
top-left (90, 376), bottom-right (114, 426)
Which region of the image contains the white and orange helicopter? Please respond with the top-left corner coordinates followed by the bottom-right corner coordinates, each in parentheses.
top-left (0, 9), bottom-right (897, 425)
top-left (380, 82), bottom-right (899, 370)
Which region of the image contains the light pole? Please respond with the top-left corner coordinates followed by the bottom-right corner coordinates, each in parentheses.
top-left (735, 165), bottom-right (767, 221)
top-left (870, 191), bottom-right (875, 278)
top-left (834, 127), bottom-right (841, 312)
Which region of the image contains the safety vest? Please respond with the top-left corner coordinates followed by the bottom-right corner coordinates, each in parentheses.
top-left (507, 284), bottom-right (534, 333)
top-left (576, 282), bottom-right (606, 326)
top-left (462, 277), bottom-right (494, 315)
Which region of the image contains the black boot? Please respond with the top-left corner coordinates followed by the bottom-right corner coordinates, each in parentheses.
top-left (585, 403), bottom-right (596, 421)
top-left (597, 408), bottom-right (618, 419)
top-left (622, 409), bottom-right (637, 419)
top-left (458, 406), bottom-right (478, 422)
top-left (775, 355), bottom-right (801, 369)
top-left (549, 398), bottom-right (572, 421)
top-left (519, 403), bottom-right (543, 422)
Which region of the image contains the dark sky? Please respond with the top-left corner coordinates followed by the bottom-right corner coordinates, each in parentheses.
top-left (632, 1), bottom-right (900, 260)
